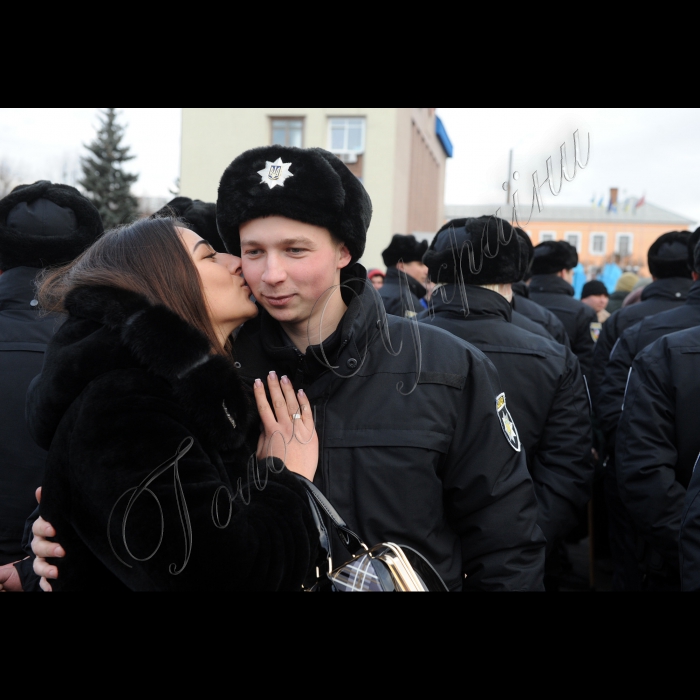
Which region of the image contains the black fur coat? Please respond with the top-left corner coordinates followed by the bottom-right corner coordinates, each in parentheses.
top-left (28, 285), bottom-right (317, 591)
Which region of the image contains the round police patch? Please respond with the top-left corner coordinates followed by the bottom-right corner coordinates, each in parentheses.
top-left (496, 392), bottom-right (521, 452)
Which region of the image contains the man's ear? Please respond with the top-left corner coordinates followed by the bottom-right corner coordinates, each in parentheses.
top-left (337, 243), bottom-right (352, 270)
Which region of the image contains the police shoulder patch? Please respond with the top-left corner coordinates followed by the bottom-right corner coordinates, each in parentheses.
top-left (496, 392), bottom-right (521, 452)
top-left (590, 322), bottom-right (602, 343)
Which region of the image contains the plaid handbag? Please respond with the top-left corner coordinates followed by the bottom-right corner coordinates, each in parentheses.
top-left (299, 478), bottom-right (448, 592)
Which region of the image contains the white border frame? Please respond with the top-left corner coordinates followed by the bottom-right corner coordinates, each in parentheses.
top-left (539, 230), bottom-right (556, 243)
top-left (327, 117), bottom-right (366, 154)
top-left (564, 231), bottom-right (582, 252)
top-left (589, 231), bottom-right (608, 256)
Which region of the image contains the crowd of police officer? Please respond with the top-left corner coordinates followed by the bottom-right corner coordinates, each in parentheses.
top-left (2, 161), bottom-right (700, 591)
top-left (378, 220), bottom-right (700, 591)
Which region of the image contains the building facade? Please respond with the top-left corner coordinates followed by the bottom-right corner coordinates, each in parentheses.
top-left (179, 108), bottom-right (452, 269)
top-left (444, 199), bottom-right (694, 278)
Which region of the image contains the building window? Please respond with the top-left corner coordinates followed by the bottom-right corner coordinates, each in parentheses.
top-left (539, 231), bottom-right (556, 243)
top-left (590, 232), bottom-right (608, 256)
top-left (615, 232), bottom-right (633, 257)
top-left (328, 118), bottom-right (366, 156)
top-left (564, 231), bottom-right (582, 252)
top-left (271, 118), bottom-right (303, 148)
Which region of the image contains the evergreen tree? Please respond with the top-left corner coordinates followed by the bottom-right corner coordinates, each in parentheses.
top-left (79, 108), bottom-right (139, 228)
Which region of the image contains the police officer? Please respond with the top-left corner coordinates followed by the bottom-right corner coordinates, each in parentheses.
top-left (418, 217), bottom-right (593, 588)
top-left (378, 234), bottom-right (428, 317)
top-left (511, 230), bottom-right (570, 347)
top-left (211, 146), bottom-right (545, 591)
top-left (589, 230), bottom-right (693, 407)
top-left (616, 324), bottom-right (700, 590)
top-left (529, 240), bottom-right (597, 378)
top-left (0, 181), bottom-right (103, 591)
top-left (680, 453), bottom-right (700, 591)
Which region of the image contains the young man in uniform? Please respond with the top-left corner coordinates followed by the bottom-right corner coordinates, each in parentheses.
top-left (378, 234), bottom-right (429, 317)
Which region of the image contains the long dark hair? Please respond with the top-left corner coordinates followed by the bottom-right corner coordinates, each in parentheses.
top-left (38, 216), bottom-right (230, 356)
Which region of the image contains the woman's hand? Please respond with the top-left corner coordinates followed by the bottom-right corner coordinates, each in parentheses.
top-left (31, 487), bottom-right (64, 592)
top-left (253, 372), bottom-right (318, 482)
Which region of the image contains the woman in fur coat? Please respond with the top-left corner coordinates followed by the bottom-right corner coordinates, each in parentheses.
top-left (27, 217), bottom-right (319, 591)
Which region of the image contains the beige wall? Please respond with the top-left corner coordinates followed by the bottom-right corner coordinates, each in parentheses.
top-left (180, 108), bottom-right (448, 270)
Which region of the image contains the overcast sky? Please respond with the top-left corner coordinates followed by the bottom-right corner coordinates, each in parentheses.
top-left (1, 108), bottom-right (698, 226)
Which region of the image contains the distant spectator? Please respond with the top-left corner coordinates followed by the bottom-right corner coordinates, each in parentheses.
top-left (606, 272), bottom-right (639, 313)
top-left (581, 280), bottom-right (611, 325)
top-left (367, 268), bottom-right (385, 291)
top-left (621, 278), bottom-right (652, 309)
top-left (379, 234), bottom-right (428, 317)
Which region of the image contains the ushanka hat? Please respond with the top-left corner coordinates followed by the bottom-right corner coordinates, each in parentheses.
top-left (531, 240), bottom-right (578, 275)
top-left (382, 234), bottom-right (428, 268)
top-left (423, 216), bottom-right (524, 285)
top-left (687, 227), bottom-right (700, 273)
top-left (648, 230), bottom-right (691, 279)
top-left (0, 181), bottom-right (103, 270)
top-left (216, 146), bottom-right (372, 263)
top-left (515, 227), bottom-right (533, 281)
top-left (153, 197), bottom-right (224, 252)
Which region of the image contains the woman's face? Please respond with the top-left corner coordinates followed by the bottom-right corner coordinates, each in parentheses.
top-left (178, 227), bottom-right (257, 338)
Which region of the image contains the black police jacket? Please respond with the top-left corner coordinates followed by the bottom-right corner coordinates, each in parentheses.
top-left (589, 276), bottom-right (692, 408)
top-left (234, 264), bottom-right (546, 591)
top-left (680, 453), bottom-right (700, 591)
top-left (511, 282), bottom-right (570, 347)
top-left (0, 267), bottom-right (60, 565)
top-left (615, 325), bottom-right (700, 572)
top-left (529, 274), bottom-right (597, 378)
top-left (417, 285), bottom-right (593, 551)
top-left (378, 266), bottom-right (427, 318)
top-left (597, 281), bottom-right (700, 441)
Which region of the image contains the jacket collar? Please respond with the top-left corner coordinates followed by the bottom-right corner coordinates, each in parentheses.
top-left (641, 276), bottom-right (693, 302)
top-left (511, 281), bottom-right (529, 299)
top-left (384, 266), bottom-right (427, 299)
top-left (427, 283), bottom-right (512, 322)
top-left (688, 280), bottom-right (700, 305)
top-left (0, 266), bottom-right (41, 310)
top-left (529, 274), bottom-right (574, 297)
top-left (39, 285), bottom-right (252, 451)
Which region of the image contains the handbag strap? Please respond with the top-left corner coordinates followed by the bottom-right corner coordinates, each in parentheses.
top-left (296, 476), bottom-right (367, 566)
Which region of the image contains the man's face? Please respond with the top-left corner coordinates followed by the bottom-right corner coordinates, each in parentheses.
top-left (239, 216), bottom-right (351, 325)
top-left (371, 275), bottom-right (384, 290)
top-left (582, 294), bottom-right (609, 313)
top-left (397, 260), bottom-right (429, 285)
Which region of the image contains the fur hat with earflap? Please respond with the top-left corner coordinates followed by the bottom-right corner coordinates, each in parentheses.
top-left (153, 197), bottom-right (224, 252)
top-left (531, 240), bottom-right (578, 276)
top-left (423, 217), bottom-right (525, 285)
top-left (648, 230), bottom-right (692, 279)
top-left (382, 234), bottom-right (428, 268)
top-left (0, 181), bottom-right (104, 270)
top-left (216, 146), bottom-right (372, 263)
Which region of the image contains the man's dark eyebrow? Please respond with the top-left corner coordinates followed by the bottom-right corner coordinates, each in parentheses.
top-left (192, 239), bottom-right (214, 253)
top-left (241, 237), bottom-right (315, 248)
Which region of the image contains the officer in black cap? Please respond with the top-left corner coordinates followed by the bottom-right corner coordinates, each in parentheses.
top-left (0, 181), bottom-right (103, 591)
top-left (511, 230), bottom-right (571, 347)
top-left (590, 229), bottom-right (694, 591)
top-left (215, 146), bottom-right (545, 591)
top-left (378, 234), bottom-right (429, 317)
top-left (529, 240), bottom-right (597, 378)
top-left (419, 216), bottom-right (593, 588)
top-left (616, 322), bottom-right (700, 590)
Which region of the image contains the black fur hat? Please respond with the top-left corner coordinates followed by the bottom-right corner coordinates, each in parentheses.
top-left (423, 216), bottom-right (524, 285)
top-left (0, 181), bottom-right (103, 270)
top-left (531, 240), bottom-right (578, 275)
top-left (216, 146), bottom-right (372, 262)
top-left (382, 234), bottom-right (428, 268)
top-left (648, 230), bottom-right (691, 279)
top-left (687, 227), bottom-right (700, 273)
top-left (515, 228), bottom-right (533, 281)
top-left (153, 197), bottom-right (224, 252)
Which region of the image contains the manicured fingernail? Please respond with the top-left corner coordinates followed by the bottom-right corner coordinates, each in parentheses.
top-left (281, 375), bottom-right (290, 385)
top-left (269, 371), bottom-right (277, 379)
top-left (298, 389), bottom-right (305, 397)
top-left (254, 378), bottom-right (263, 388)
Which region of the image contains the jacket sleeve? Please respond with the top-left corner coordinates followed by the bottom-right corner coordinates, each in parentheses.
top-left (42, 375), bottom-right (317, 591)
top-left (530, 349), bottom-right (593, 550)
top-left (615, 341), bottom-right (686, 570)
top-left (596, 322), bottom-right (640, 443)
top-left (680, 455), bottom-right (700, 591)
top-left (571, 307), bottom-right (596, 379)
top-left (442, 350), bottom-right (546, 591)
